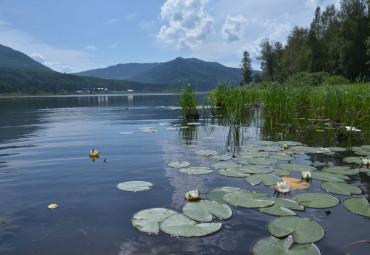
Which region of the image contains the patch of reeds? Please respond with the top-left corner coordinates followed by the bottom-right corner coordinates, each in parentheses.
top-left (178, 83), bottom-right (200, 119)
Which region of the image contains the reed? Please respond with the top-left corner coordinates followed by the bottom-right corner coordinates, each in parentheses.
top-left (178, 83), bottom-right (200, 119)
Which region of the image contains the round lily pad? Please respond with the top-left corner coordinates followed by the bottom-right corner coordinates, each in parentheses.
top-left (207, 186), bottom-right (242, 203)
top-left (168, 161), bottom-right (190, 168)
top-left (132, 208), bottom-right (178, 234)
top-left (327, 147), bottom-right (346, 152)
top-left (212, 155), bottom-right (232, 161)
top-left (351, 147), bottom-right (370, 156)
top-left (311, 171), bottom-right (348, 182)
top-left (217, 168), bottom-right (251, 178)
top-left (223, 190), bottom-right (273, 208)
top-left (343, 157), bottom-right (362, 164)
top-left (241, 165), bottom-right (273, 174)
top-left (343, 197), bottom-right (370, 217)
top-left (246, 174), bottom-right (280, 186)
top-left (211, 162), bottom-right (240, 169)
top-left (270, 155), bottom-right (295, 161)
top-left (179, 167), bottom-right (213, 175)
top-left (268, 216), bottom-right (325, 244)
top-left (361, 145), bottom-right (370, 150)
top-left (291, 192), bottom-right (339, 208)
top-left (247, 158), bottom-right (278, 165)
top-left (321, 182), bottom-right (362, 196)
top-left (271, 169), bottom-right (291, 176)
top-left (252, 236), bottom-right (321, 255)
top-left (291, 146), bottom-right (331, 154)
top-left (159, 214), bottom-right (222, 237)
top-left (277, 141), bottom-right (303, 146)
top-left (258, 197), bottom-right (304, 216)
top-left (195, 150), bottom-right (217, 156)
top-left (182, 200), bottom-right (232, 222)
top-left (324, 166), bottom-right (358, 175)
top-left (279, 164), bottom-right (316, 172)
top-left (117, 181), bottom-right (153, 192)
top-left (239, 151), bottom-right (269, 158)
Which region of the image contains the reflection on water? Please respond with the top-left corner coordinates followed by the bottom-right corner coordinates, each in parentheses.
top-left (0, 94), bottom-right (368, 255)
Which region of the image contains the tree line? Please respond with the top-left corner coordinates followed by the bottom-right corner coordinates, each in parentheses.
top-left (241, 0), bottom-right (369, 84)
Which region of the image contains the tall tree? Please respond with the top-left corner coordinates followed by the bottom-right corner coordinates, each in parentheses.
top-left (240, 51), bottom-right (253, 85)
top-left (307, 7), bottom-right (323, 72)
top-left (258, 38), bottom-right (276, 82)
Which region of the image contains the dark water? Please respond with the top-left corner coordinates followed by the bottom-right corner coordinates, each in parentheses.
top-left (0, 94), bottom-right (368, 255)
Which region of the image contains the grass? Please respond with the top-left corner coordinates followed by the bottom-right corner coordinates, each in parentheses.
top-left (178, 83), bottom-right (200, 120)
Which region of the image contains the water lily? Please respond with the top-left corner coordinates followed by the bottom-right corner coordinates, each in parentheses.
top-left (361, 157), bottom-right (370, 166)
top-left (48, 203), bottom-right (58, 209)
top-left (89, 149), bottom-right (100, 157)
top-left (275, 181), bottom-right (290, 193)
top-left (345, 126), bottom-right (361, 132)
top-left (185, 190), bottom-right (200, 200)
top-left (301, 171), bottom-right (312, 181)
top-left (283, 144), bottom-right (288, 150)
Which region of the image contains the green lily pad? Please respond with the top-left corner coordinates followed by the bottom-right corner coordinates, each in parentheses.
top-left (211, 162), bottom-right (240, 169)
top-left (207, 186), bottom-right (241, 203)
top-left (361, 145), bottom-right (370, 150)
top-left (179, 167), bottom-right (213, 175)
top-left (270, 155), bottom-right (295, 161)
top-left (258, 146), bottom-right (284, 152)
top-left (343, 157), bottom-right (363, 164)
top-left (327, 147), bottom-right (346, 152)
top-left (279, 164), bottom-right (316, 172)
top-left (217, 168), bottom-right (251, 178)
top-left (291, 192), bottom-right (339, 208)
top-left (247, 158), bottom-right (278, 165)
top-left (258, 197), bottom-right (304, 216)
top-left (271, 169), bottom-right (291, 176)
top-left (159, 214), bottom-right (222, 237)
top-left (311, 171), bottom-right (348, 182)
top-left (254, 141), bottom-right (277, 145)
top-left (117, 181), bottom-right (153, 192)
top-left (268, 216), bottom-right (325, 244)
top-left (195, 150), bottom-right (218, 156)
top-left (352, 147), bottom-right (370, 156)
top-left (240, 145), bottom-right (258, 150)
top-left (241, 165), bottom-right (273, 174)
top-left (277, 141), bottom-right (303, 146)
top-left (168, 161), bottom-right (191, 168)
top-left (343, 197), bottom-right (370, 217)
top-left (235, 159), bottom-right (252, 165)
top-left (321, 182), bottom-right (362, 196)
top-left (182, 200), bottom-right (232, 222)
top-left (131, 208), bottom-right (178, 234)
top-left (212, 155), bottom-right (232, 161)
top-left (324, 166), bottom-right (359, 175)
top-left (223, 190), bottom-right (273, 208)
top-left (246, 174), bottom-right (280, 186)
top-left (252, 236), bottom-right (321, 255)
top-left (291, 146), bottom-right (331, 154)
top-left (238, 151), bottom-right (269, 158)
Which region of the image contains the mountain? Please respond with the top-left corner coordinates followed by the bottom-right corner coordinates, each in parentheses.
top-left (0, 44), bottom-right (54, 72)
top-left (76, 57), bottom-right (251, 90)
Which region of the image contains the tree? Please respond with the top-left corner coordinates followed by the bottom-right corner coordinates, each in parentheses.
top-left (240, 51), bottom-right (253, 85)
top-left (307, 7), bottom-right (323, 72)
top-left (257, 38), bottom-right (280, 82)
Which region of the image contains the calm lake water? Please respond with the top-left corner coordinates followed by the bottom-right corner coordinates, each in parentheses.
top-left (0, 94), bottom-right (368, 255)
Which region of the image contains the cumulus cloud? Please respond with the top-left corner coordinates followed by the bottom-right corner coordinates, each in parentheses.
top-left (221, 15), bottom-right (248, 42)
top-left (158, 0), bottom-right (214, 50)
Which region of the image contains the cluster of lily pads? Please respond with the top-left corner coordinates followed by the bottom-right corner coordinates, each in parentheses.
top-left (116, 140), bottom-right (370, 254)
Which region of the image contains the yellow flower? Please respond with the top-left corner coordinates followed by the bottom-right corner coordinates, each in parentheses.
top-left (185, 190), bottom-right (200, 200)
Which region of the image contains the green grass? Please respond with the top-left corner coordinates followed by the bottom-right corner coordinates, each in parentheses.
top-left (178, 83), bottom-right (200, 119)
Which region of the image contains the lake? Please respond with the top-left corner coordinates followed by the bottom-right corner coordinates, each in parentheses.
top-left (0, 94), bottom-right (368, 255)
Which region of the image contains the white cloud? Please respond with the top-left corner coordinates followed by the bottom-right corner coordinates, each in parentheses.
top-left (158, 0), bottom-right (214, 50)
top-left (0, 23), bottom-right (96, 73)
top-left (305, 0), bottom-right (341, 9)
top-left (85, 45), bottom-right (97, 51)
top-left (221, 15), bottom-right (248, 42)
top-left (110, 43), bottom-right (118, 48)
top-left (126, 12), bottom-right (137, 21)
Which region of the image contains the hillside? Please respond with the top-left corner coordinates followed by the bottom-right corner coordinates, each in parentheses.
top-left (76, 57), bottom-right (253, 90)
top-left (0, 44), bottom-right (54, 72)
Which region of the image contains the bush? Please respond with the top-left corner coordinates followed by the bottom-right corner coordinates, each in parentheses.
top-left (286, 71), bottom-right (330, 86)
top-left (322, 75), bottom-right (350, 85)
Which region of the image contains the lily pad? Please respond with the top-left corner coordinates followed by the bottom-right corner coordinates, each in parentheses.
top-left (278, 177), bottom-right (310, 190)
top-left (211, 162), bottom-right (240, 169)
top-left (182, 200), bottom-right (232, 222)
top-left (247, 157), bottom-right (278, 165)
top-left (343, 197), bottom-right (370, 217)
top-left (223, 190), bottom-right (273, 208)
top-left (179, 167), bottom-right (213, 175)
top-left (311, 171), bottom-right (348, 182)
top-left (246, 174), bottom-right (280, 186)
top-left (321, 182), bottom-right (362, 196)
top-left (351, 146), bottom-right (370, 156)
top-left (252, 236), bottom-right (321, 255)
top-left (360, 145), bottom-right (370, 150)
top-left (241, 165), bottom-right (273, 174)
top-left (168, 161), bottom-right (191, 168)
top-left (238, 151), bottom-right (269, 158)
top-left (278, 164), bottom-right (316, 172)
top-left (212, 155), bottom-right (232, 161)
top-left (117, 181), bottom-right (153, 192)
top-left (207, 186), bottom-right (241, 203)
top-left (291, 146), bottom-right (331, 154)
top-left (195, 150), bottom-right (218, 156)
top-left (270, 155), bottom-right (295, 161)
top-left (217, 168), bottom-right (251, 178)
top-left (327, 147), bottom-right (346, 152)
top-left (259, 197), bottom-right (304, 216)
top-left (277, 141), bottom-right (303, 146)
top-left (268, 216), bottom-right (325, 244)
top-left (131, 208), bottom-right (178, 234)
top-left (271, 169), bottom-right (291, 176)
top-left (258, 146), bottom-right (284, 152)
top-left (291, 192), bottom-right (339, 208)
top-left (343, 157), bottom-right (363, 164)
top-left (324, 166), bottom-right (359, 175)
top-left (159, 214), bottom-right (222, 237)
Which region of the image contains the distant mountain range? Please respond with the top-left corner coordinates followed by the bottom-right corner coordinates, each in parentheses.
top-left (76, 57), bottom-right (259, 90)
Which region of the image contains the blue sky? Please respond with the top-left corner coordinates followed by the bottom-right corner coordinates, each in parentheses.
top-left (0, 0), bottom-right (340, 73)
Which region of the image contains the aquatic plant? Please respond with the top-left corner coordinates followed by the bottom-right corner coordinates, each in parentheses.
top-left (178, 83), bottom-right (200, 119)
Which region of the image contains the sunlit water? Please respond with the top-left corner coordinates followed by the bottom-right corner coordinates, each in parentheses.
top-left (0, 94), bottom-right (368, 255)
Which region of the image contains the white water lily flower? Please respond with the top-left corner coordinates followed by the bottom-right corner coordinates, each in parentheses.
top-left (283, 144), bottom-right (288, 150)
top-left (361, 157), bottom-right (370, 166)
top-left (89, 149), bottom-right (100, 157)
top-left (275, 181), bottom-right (290, 193)
top-left (301, 171), bottom-right (312, 180)
top-left (345, 126), bottom-right (361, 132)
top-left (185, 190), bottom-right (200, 200)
